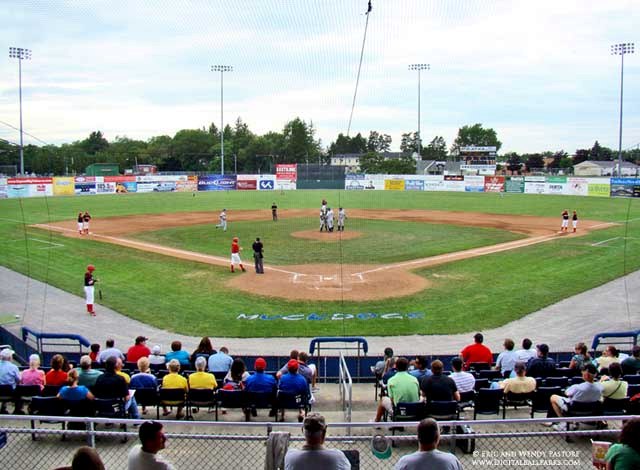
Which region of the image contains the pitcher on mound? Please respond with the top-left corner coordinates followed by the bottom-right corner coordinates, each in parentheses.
top-left (230, 237), bottom-right (246, 273)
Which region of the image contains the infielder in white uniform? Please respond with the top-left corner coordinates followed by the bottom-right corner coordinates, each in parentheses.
top-left (326, 208), bottom-right (334, 232)
top-left (216, 209), bottom-right (227, 231)
top-left (337, 208), bottom-right (347, 232)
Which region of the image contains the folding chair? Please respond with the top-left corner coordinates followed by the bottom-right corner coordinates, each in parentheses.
top-left (29, 396), bottom-right (68, 441)
top-left (245, 390), bottom-right (276, 421)
top-left (274, 391), bottom-right (310, 422)
top-left (187, 388), bottom-right (216, 420)
top-left (531, 386), bottom-right (561, 418)
top-left (215, 389), bottom-right (246, 420)
top-left (502, 391), bottom-right (534, 419)
top-left (473, 388), bottom-right (502, 419)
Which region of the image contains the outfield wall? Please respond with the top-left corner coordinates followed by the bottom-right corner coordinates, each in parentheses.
top-left (2, 173), bottom-right (640, 199)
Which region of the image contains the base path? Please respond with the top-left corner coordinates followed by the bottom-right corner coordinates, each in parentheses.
top-left (2, 265), bottom-right (638, 356)
top-left (33, 209), bottom-right (616, 301)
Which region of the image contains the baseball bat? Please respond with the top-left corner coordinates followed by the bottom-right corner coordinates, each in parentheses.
top-left (99, 289), bottom-right (103, 300)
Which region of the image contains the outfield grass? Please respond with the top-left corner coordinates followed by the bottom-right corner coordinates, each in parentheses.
top-left (0, 190), bottom-right (638, 337)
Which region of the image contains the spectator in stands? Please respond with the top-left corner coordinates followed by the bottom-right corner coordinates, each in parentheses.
top-left (420, 359), bottom-right (460, 403)
top-left (622, 345), bottom-right (640, 376)
top-left (549, 363), bottom-right (602, 430)
top-left (115, 357), bottom-right (131, 384)
top-left (409, 356), bottom-right (432, 380)
top-left (130, 357), bottom-right (158, 415)
top-left (164, 341), bottom-right (190, 368)
top-left (59, 446), bottom-right (105, 470)
top-left (57, 369), bottom-right (94, 401)
top-left (604, 418), bottom-right (640, 469)
top-left (515, 338), bottom-right (537, 363)
top-left (373, 347), bottom-right (394, 376)
top-left (460, 333), bottom-right (493, 370)
top-left (284, 412), bottom-right (351, 470)
top-left (94, 356), bottom-right (140, 420)
top-left (208, 346), bottom-right (233, 373)
top-left (278, 359), bottom-right (309, 422)
top-left (373, 357), bottom-right (420, 422)
top-left (499, 361), bottom-right (536, 394)
top-left (161, 359), bottom-right (187, 419)
top-left (190, 336), bottom-right (216, 366)
top-left (128, 421), bottom-right (175, 470)
top-left (149, 345), bottom-right (165, 366)
top-left (298, 351), bottom-right (318, 390)
top-left (20, 353), bottom-right (46, 389)
top-left (188, 356), bottom-right (217, 390)
top-left (276, 350), bottom-right (300, 379)
top-left (595, 345), bottom-right (620, 374)
top-left (568, 342), bottom-right (592, 372)
top-left (98, 339), bottom-right (124, 363)
top-left (245, 358), bottom-right (276, 393)
top-left (89, 343), bottom-right (100, 362)
top-left (77, 355), bottom-right (103, 388)
top-left (450, 357), bottom-right (475, 394)
top-left (0, 348), bottom-right (20, 413)
top-left (223, 358), bottom-right (249, 390)
top-left (382, 357), bottom-right (398, 384)
top-left (126, 336), bottom-right (151, 364)
top-left (600, 362), bottom-right (628, 400)
top-left (495, 338), bottom-right (518, 377)
top-left (46, 354), bottom-right (71, 386)
top-left (526, 343), bottom-right (556, 378)
top-left (394, 418), bottom-right (463, 470)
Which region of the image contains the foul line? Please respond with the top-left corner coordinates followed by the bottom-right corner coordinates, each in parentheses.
top-left (28, 238), bottom-right (65, 248)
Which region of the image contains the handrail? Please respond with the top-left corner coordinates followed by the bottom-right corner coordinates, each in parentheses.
top-left (591, 329), bottom-right (639, 352)
top-left (21, 326), bottom-right (91, 356)
top-left (309, 337), bottom-right (367, 382)
top-left (338, 352), bottom-right (353, 432)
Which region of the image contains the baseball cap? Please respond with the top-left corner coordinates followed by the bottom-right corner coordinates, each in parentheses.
top-left (135, 336), bottom-right (148, 344)
top-left (254, 357), bottom-right (267, 371)
top-left (0, 348), bottom-right (14, 360)
top-left (303, 413), bottom-right (326, 434)
top-left (536, 343), bottom-right (549, 355)
top-left (287, 359), bottom-right (299, 371)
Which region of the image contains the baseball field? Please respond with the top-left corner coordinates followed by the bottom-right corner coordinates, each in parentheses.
top-left (0, 189), bottom-right (638, 338)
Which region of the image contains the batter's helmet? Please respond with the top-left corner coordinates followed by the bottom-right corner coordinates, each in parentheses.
top-left (87, 265), bottom-right (95, 271)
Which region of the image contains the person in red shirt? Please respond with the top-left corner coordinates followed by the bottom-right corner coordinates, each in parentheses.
top-left (230, 237), bottom-right (246, 273)
top-left (45, 354), bottom-right (71, 386)
top-left (126, 336), bottom-right (151, 364)
top-left (459, 333), bottom-right (493, 371)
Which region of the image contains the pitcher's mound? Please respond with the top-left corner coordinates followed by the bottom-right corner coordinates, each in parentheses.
top-left (291, 230), bottom-right (362, 241)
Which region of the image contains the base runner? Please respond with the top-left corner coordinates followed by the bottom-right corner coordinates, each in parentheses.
top-left (230, 237), bottom-right (246, 273)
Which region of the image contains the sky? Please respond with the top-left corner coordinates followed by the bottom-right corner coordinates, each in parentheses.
top-left (0, 0), bottom-right (639, 154)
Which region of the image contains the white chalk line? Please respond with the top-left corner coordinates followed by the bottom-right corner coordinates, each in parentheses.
top-left (29, 238), bottom-right (65, 248)
top-left (591, 236), bottom-right (638, 247)
top-left (0, 217), bottom-right (31, 224)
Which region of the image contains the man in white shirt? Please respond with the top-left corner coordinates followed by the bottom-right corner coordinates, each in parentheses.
top-left (98, 339), bottom-right (125, 363)
top-left (128, 421), bottom-right (175, 470)
top-left (450, 358), bottom-right (475, 393)
top-left (215, 209), bottom-right (227, 231)
top-left (395, 418), bottom-right (463, 470)
top-left (284, 413), bottom-right (351, 470)
top-left (514, 338), bottom-right (537, 363)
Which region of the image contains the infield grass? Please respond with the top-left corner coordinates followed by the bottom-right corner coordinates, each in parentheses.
top-left (0, 190), bottom-right (639, 337)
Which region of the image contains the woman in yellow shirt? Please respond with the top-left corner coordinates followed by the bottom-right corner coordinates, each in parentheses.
top-left (600, 362), bottom-right (628, 400)
top-left (162, 359), bottom-right (188, 419)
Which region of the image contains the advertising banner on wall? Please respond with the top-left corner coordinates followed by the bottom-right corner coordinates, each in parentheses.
top-left (384, 179), bottom-right (405, 191)
top-left (197, 175), bottom-right (237, 191)
top-left (105, 175), bottom-right (137, 193)
top-left (96, 182), bottom-right (116, 194)
top-left (52, 177), bottom-right (75, 196)
top-left (345, 174), bottom-right (366, 190)
top-left (484, 176), bottom-right (505, 192)
top-left (74, 176), bottom-right (96, 195)
top-left (404, 179), bottom-right (424, 191)
top-left (423, 175), bottom-right (445, 191)
top-left (7, 177), bottom-right (54, 198)
top-left (276, 180), bottom-right (297, 190)
top-left (175, 175), bottom-right (197, 192)
top-left (546, 176), bottom-right (568, 195)
top-left (442, 175), bottom-right (465, 192)
top-left (524, 181), bottom-right (546, 194)
top-left (610, 178), bottom-right (640, 197)
top-left (0, 177), bottom-right (6, 198)
top-left (505, 176), bottom-right (525, 193)
top-left (257, 175), bottom-right (276, 190)
top-left (567, 177), bottom-right (588, 196)
top-left (236, 179), bottom-right (257, 190)
top-left (362, 175), bottom-right (384, 190)
top-left (276, 164), bottom-right (297, 181)
top-left (465, 175), bottom-right (485, 192)
top-left (588, 182), bottom-right (611, 197)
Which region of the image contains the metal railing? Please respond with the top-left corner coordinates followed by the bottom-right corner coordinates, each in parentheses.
top-left (338, 352), bottom-right (353, 428)
top-left (0, 415), bottom-right (635, 469)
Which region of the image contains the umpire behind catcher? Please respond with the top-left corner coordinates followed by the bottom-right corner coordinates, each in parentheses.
top-left (252, 237), bottom-right (264, 274)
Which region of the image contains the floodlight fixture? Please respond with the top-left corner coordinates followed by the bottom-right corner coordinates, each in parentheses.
top-left (611, 43), bottom-right (634, 176)
top-left (408, 64), bottom-right (431, 154)
top-left (9, 46), bottom-right (33, 175)
top-left (211, 65), bottom-right (233, 175)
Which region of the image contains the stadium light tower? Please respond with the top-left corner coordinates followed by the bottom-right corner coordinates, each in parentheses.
top-left (9, 47), bottom-right (32, 175)
top-left (211, 65), bottom-right (233, 175)
top-left (408, 63), bottom-right (430, 155)
top-left (611, 43), bottom-right (634, 177)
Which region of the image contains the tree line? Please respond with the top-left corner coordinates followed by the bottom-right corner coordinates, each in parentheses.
top-left (0, 119), bottom-right (637, 175)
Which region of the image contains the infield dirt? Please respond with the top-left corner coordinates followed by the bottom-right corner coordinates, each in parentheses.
top-left (35, 209), bottom-right (615, 301)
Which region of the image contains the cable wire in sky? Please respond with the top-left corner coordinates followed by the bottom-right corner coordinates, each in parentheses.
top-left (0, 119), bottom-right (50, 146)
